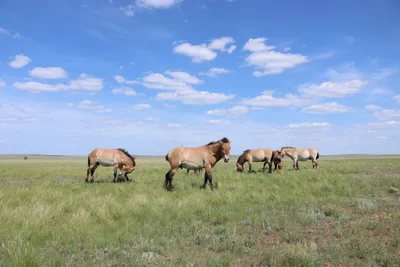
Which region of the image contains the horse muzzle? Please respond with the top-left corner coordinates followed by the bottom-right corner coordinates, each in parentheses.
top-left (224, 156), bottom-right (230, 163)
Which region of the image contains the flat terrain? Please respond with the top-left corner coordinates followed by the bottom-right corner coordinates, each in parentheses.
top-left (0, 155), bottom-right (400, 266)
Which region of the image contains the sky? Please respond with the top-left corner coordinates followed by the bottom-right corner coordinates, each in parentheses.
top-left (1, 0), bottom-right (400, 156)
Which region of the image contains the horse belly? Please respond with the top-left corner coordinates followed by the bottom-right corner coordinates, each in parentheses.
top-left (297, 153), bottom-right (311, 161)
top-left (181, 160), bottom-right (203, 170)
top-left (97, 158), bottom-right (116, 167)
top-left (252, 151), bottom-right (267, 162)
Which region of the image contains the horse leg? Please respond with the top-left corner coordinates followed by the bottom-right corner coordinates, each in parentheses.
top-left (274, 161), bottom-right (278, 171)
top-left (267, 161), bottom-right (272, 174)
top-left (186, 169), bottom-right (190, 176)
top-left (292, 159), bottom-right (296, 170)
top-left (248, 161), bottom-right (253, 173)
top-left (165, 168), bottom-right (177, 191)
top-left (121, 166), bottom-right (132, 182)
top-left (262, 161), bottom-right (267, 171)
top-left (312, 158), bottom-right (318, 169)
top-left (113, 164), bottom-right (119, 183)
top-left (295, 159), bottom-right (300, 170)
top-left (90, 163), bottom-right (99, 183)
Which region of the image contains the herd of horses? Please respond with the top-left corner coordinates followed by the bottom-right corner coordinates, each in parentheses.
top-left (86, 137), bottom-right (320, 191)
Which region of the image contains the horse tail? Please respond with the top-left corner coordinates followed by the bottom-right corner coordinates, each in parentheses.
top-left (165, 152), bottom-right (169, 162)
top-left (270, 151), bottom-right (274, 163)
top-left (316, 152), bottom-right (320, 160)
top-left (87, 156), bottom-right (90, 167)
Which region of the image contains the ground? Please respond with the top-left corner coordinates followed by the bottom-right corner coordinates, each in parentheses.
top-left (0, 154), bottom-right (399, 267)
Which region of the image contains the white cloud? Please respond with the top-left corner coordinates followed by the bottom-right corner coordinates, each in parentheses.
top-left (394, 95), bottom-right (400, 104)
top-left (111, 86), bottom-right (137, 96)
top-left (301, 102), bottom-right (350, 114)
top-left (364, 121), bottom-right (400, 128)
top-left (202, 67), bottom-right (231, 77)
top-left (207, 105), bottom-right (248, 117)
top-left (13, 74), bottom-right (103, 93)
top-left (29, 67), bottom-right (68, 79)
top-left (75, 100), bottom-right (112, 113)
top-left (208, 119), bottom-right (233, 125)
top-left (173, 43), bottom-right (217, 63)
top-left (173, 36), bottom-right (236, 63)
top-left (243, 37), bottom-right (309, 76)
top-left (207, 36), bottom-right (236, 53)
top-left (164, 71), bottom-right (203, 84)
top-left (283, 47), bottom-right (291, 52)
top-left (313, 51), bottom-right (336, 60)
top-left (156, 90), bottom-right (234, 105)
top-left (132, 103), bottom-right (151, 110)
top-left (241, 90), bottom-right (312, 107)
top-left (136, 0), bottom-right (183, 8)
top-left (113, 75), bottom-right (140, 85)
top-left (137, 71), bottom-right (234, 105)
top-left (243, 38), bottom-right (275, 52)
top-left (9, 54), bottom-right (32, 69)
top-left (364, 104), bottom-right (382, 111)
top-left (371, 88), bottom-right (391, 95)
top-left (287, 122), bottom-right (329, 128)
top-left (373, 109), bottom-right (400, 120)
top-left (299, 79), bottom-right (367, 98)
top-left (0, 80), bottom-right (5, 88)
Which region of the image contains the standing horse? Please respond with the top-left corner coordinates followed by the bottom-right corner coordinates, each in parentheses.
top-left (86, 148), bottom-right (136, 183)
top-left (164, 137), bottom-right (231, 191)
top-left (277, 146), bottom-right (319, 170)
top-left (236, 148), bottom-right (280, 173)
top-left (186, 167), bottom-right (203, 176)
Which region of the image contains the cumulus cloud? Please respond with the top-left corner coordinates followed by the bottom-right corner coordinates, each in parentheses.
top-left (241, 90), bottom-right (312, 107)
top-left (29, 67), bottom-right (68, 79)
top-left (113, 75), bottom-right (140, 84)
top-left (394, 95), bottom-right (400, 104)
top-left (242, 37), bottom-right (309, 76)
top-left (301, 102), bottom-right (350, 114)
top-left (173, 36), bottom-right (236, 63)
top-left (0, 80), bottom-right (5, 88)
top-left (134, 71), bottom-right (234, 105)
top-left (207, 105), bottom-right (248, 117)
top-left (9, 54), bottom-right (32, 69)
top-left (299, 79), bottom-right (367, 98)
top-left (287, 122), bottom-right (330, 128)
top-left (132, 103), bottom-right (151, 110)
top-left (0, 27), bottom-right (9, 35)
top-left (202, 67), bottom-right (231, 77)
top-left (13, 74), bottom-right (103, 93)
top-left (111, 86), bottom-right (137, 96)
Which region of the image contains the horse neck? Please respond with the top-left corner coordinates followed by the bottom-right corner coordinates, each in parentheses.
top-left (284, 149), bottom-right (296, 159)
top-left (207, 143), bottom-right (223, 163)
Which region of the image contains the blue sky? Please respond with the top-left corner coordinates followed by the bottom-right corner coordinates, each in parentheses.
top-left (1, 0), bottom-right (400, 156)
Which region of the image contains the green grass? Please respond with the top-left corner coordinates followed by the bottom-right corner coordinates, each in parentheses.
top-left (0, 155), bottom-right (400, 266)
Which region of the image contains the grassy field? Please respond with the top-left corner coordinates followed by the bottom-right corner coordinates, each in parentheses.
top-left (0, 155), bottom-right (400, 266)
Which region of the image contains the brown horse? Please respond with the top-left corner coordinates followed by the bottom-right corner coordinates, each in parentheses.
top-left (277, 146), bottom-right (319, 170)
top-left (86, 148), bottom-right (136, 183)
top-left (236, 148), bottom-right (280, 173)
top-left (164, 137), bottom-right (231, 191)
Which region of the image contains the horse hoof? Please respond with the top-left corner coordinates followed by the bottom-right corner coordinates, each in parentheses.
top-left (167, 186), bottom-right (174, 192)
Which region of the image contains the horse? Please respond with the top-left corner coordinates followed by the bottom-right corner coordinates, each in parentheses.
top-left (236, 148), bottom-right (280, 173)
top-left (164, 137), bottom-right (231, 191)
top-left (186, 167), bottom-right (203, 176)
top-left (86, 148), bottom-right (136, 183)
top-left (277, 146), bottom-right (319, 170)
top-left (24, 156), bottom-right (28, 160)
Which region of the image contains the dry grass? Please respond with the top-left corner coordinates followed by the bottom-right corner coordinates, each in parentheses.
top-left (0, 155), bottom-right (399, 266)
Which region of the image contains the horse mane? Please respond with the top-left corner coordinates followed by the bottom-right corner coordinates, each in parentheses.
top-left (117, 148), bottom-right (136, 165)
top-left (206, 137), bottom-right (230, 146)
top-left (243, 149), bottom-right (250, 153)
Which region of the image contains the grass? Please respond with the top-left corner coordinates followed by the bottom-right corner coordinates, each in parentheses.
top-left (0, 155), bottom-right (400, 266)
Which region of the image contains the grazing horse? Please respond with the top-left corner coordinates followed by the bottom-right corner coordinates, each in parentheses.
top-left (164, 137), bottom-right (231, 191)
top-left (86, 148), bottom-right (136, 183)
top-left (277, 146), bottom-right (319, 170)
top-left (236, 148), bottom-right (280, 173)
top-left (24, 156), bottom-right (28, 160)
